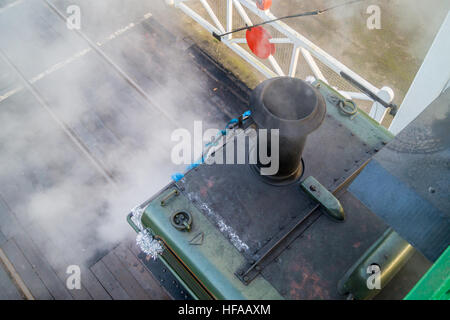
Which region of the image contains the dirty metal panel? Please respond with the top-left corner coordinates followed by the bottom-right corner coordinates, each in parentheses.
top-left (178, 157), bottom-right (318, 257)
top-left (349, 88), bottom-right (450, 262)
top-left (177, 84), bottom-right (390, 260)
top-left (261, 191), bottom-right (388, 299)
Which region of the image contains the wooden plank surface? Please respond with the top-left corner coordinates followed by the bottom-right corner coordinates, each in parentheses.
top-left (114, 243), bottom-right (170, 300)
top-left (0, 230), bottom-right (6, 247)
top-left (13, 233), bottom-right (73, 300)
top-left (0, 261), bottom-right (23, 300)
top-left (0, 0), bottom-right (249, 301)
top-left (101, 250), bottom-right (150, 300)
top-left (25, 222), bottom-right (109, 300)
top-left (90, 259), bottom-right (130, 300)
top-left (1, 239), bottom-right (53, 299)
top-left (0, 195), bottom-right (22, 240)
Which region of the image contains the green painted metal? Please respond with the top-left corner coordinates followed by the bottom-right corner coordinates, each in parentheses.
top-left (404, 246), bottom-right (450, 300)
top-left (127, 82), bottom-right (397, 300)
top-left (301, 176), bottom-right (345, 221)
top-left (127, 214), bottom-right (206, 299)
top-left (314, 80), bottom-right (394, 147)
top-left (139, 187), bottom-right (283, 300)
top-left (338, 229), bottom-right (415, 300)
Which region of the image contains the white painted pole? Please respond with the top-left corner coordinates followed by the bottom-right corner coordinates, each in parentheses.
top-left (389, 11), bottom-right (450, 135)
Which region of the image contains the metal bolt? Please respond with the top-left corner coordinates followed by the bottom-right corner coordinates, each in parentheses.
top-left (428, 187), bottom-right (436, 194)
top-left (309, 185), bottom-right (317, 192)
top-left (243, 276), bottom-right (249, 282)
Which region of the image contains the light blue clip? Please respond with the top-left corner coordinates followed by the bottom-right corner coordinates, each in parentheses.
top-left (171, 172), bottom-right (184, 182)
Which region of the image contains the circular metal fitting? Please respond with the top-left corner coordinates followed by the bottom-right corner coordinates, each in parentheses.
top-left (170, 211), bottom-right (192, 231)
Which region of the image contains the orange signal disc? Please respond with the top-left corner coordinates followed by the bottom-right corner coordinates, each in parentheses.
top-left (256, 0), bottom-right (272, 10)
top-left (246, 26), bottom-right (276, 59)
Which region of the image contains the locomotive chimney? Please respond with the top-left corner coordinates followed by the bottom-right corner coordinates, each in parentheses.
top-left (250, 77), bottom-right (326, 184)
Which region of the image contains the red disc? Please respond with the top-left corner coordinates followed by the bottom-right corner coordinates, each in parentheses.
top-left (246, 26), bottom-right (276, 59)
top-left (256, 0), bottom-right (272, 10)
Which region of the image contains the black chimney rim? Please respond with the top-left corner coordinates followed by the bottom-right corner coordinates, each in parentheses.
top-left (250, 77), bottom-right (327, 136)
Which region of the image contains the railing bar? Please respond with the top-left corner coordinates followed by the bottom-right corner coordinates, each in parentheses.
top-left (226, 0), bottom-right (233, 40)
top-left (300, 48), bottom-right (327, 83)
top-left (288, 45), bottom-right (300, 77)
top-left (177, 2), bottom-right (221, 34)
top-left (228, 38), bottom-right (292, 44)
top-left (232, 0), bottom-right (253, 26)
top-left (223, 41), bottom-right (278, 78)
top-left (340, 91), bottom-right (374, 101)
top-left (199, 0), bottom-right (226, 33)
top-left (268, 55), bottom-right (285, 76)
top-left (237, 0), bottom-right (382, 95)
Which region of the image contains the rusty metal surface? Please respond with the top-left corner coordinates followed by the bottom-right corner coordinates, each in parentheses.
top-left (175, 85), bottom-right (392, 295)
top-left (261, 191), bottom-right (388, 299)
top-left (178, 102), bottom-right (383, 252)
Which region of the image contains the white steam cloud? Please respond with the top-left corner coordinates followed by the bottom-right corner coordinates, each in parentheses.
top-left (0, 0), bottom-right (219, 271)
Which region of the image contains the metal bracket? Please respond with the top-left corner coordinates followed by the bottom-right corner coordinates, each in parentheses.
top-left (301, 176), bottom-right (345, 222)
top-left (160, 189), bottom-right (179, 207)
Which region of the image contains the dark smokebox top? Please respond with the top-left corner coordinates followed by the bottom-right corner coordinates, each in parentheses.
top-left (249, 77), bottom-right (327, 184)
top-left (250, 77), bottom-right (326, 136)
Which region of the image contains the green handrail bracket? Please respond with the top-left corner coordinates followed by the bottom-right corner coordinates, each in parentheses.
top-left (404, 246), bottom-right (450, 300)
top-left (301, 176), bottom-right (345, 221)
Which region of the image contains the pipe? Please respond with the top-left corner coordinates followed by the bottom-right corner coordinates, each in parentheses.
top-left (338, 229), bottom-right (416, 300)
top-left (250, 77), bottom-right (326, 184)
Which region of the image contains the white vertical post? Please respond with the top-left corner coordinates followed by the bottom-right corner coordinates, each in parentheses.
top-left (226, 0), bottom-right (233, 40)
top-left (268, 55), bottom-right (285, 76)
top-left (233, 0), bottom-right (253, 26)
top-left (300, 48), bottom-right (327, 83)
top-left (369, 87), bottom-right (394, 123)
top-left (199, 0), bottom-right (226, 33)
top-left (288, 46), bottom-right (300, 77)
top-left (389, 11), bottom-right (450, 134)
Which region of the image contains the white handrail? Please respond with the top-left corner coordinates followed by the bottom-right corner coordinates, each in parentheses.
top-left (171, 0), bottom-right (395, 124)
